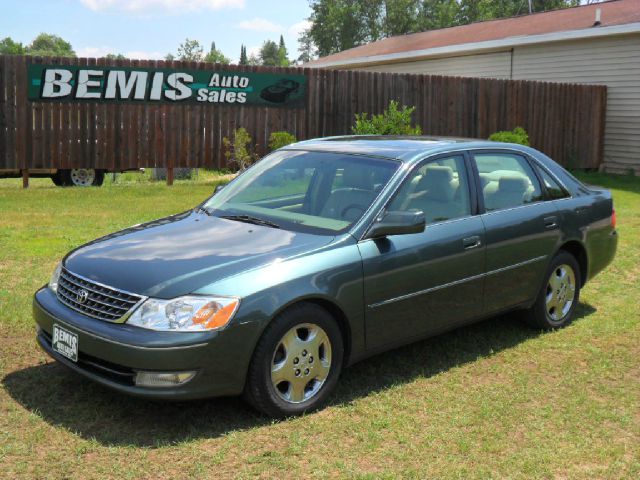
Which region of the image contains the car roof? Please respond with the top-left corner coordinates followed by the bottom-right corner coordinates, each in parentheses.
top-left (284, 136), bottom-right (527, 162)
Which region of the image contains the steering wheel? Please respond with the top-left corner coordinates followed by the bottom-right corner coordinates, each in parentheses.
top-left (340, 204), bottom-right (366, 220)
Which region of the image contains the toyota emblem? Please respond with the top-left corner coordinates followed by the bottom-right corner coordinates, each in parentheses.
top-left (76, 289), bottom-right (89, 304)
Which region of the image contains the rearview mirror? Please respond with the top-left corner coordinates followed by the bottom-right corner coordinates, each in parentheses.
top-left (365, 210), bottom-right (426, 239)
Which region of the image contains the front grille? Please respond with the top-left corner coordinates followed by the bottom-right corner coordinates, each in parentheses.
top-left (56, 268), bottom-right (144, 322)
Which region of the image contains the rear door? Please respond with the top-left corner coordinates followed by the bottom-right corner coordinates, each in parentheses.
top-left (471, 149), bottom-right (562, 314)
top-left (359, 153), bottom-right (486, 352)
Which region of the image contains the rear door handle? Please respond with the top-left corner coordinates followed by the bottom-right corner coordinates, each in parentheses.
top-left (462, 236), bottom-right (482, 250)
top-left (544, 216), bottom-right (558, 229)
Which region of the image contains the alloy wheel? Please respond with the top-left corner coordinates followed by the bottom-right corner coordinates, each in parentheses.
top-left (545, 264), bottom-right (576, 323)
top-left (270, 323), bottom-right (332, 404)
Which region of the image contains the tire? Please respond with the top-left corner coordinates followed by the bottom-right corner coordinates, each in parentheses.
top-left (244, 303), bottom-right (344, 418)
top-left (57, 169), bottom-right (105, 187)
top-left (525, 251), bottom-right (581, 329)
top-left (50, 173), bottom-right (64, 186)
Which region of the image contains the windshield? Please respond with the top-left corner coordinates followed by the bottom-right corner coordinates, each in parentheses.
top-left (203, 150), bottom-right (400, 235)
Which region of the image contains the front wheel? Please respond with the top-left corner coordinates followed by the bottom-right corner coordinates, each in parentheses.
top-left (244, 303), bottom-right (344, 418)
top-left (525, 251), bottom-right (581, 329)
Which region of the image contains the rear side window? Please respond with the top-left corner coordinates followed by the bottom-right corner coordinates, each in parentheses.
top-left (473, 153), bottom-right (543, 212)
top-left (537, 167), bottom-right (570, 199)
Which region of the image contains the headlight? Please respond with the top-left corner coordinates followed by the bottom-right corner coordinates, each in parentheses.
top-left (126, 295), bottom-right (240, 332)
top-left (48, 262), bottom-right (62, 293)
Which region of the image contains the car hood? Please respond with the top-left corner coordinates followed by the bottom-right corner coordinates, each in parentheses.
top-left (63, 211), bottom-right (336, 298)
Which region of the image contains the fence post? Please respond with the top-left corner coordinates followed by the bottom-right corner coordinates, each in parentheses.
top-left (21, 169), bottom-right (29, 188)
top-left (166, 167), bottom-right (174, 186)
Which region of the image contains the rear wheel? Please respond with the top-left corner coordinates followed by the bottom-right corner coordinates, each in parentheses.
top-left (525, 251), bottom-right (581, 329)
top-left (56, 169), bottom-right (105, 187)
top-left (244, 303), bottom-right (344, 418)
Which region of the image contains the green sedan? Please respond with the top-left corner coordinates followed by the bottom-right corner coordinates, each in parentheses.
top-left (33, 136), bottom-right (618, 417)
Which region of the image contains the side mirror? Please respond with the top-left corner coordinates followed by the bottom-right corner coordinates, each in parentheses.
top-left (213, 184), bottom-right (224, 194)
top-left (365, 210), bottom-right (426, 239)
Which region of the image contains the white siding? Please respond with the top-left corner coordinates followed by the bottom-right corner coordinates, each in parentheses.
top-left (354, 51), bottom-right (512, 79)
top-left (512, 34), bottom-right (640, 174)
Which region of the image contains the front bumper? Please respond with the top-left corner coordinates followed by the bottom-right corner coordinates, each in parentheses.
top-left (33, 287), bottom-right (259, 400)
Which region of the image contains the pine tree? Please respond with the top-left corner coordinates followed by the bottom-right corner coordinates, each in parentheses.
top-left (277, 35), bottom-right (290, 67)
top-left (239, 44), bottom-right (248, 65)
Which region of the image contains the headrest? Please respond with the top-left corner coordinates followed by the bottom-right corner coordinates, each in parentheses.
top-left (342, 168), bottom-right (372, 190)
top-left (419, 166), bottom-right (455, 201)
top-left (499, 175), bottom-right (529, 194)
top-left (478, 173), bottom-right (491, 189)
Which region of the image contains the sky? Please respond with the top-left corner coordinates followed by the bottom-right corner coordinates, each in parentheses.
top-left (0, 0), bottom-right (312, 63)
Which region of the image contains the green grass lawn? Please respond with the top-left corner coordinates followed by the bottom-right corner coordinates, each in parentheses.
top-left (0, 172), bottom-right (638, 479)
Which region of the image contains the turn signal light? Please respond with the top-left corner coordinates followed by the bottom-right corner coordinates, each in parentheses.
top-left (611, 208), bottom-right (616, 229)
top-left (192, 300), bottom-right (239, 329)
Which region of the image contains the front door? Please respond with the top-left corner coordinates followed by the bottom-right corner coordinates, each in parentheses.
top-left (359, 154), bottom-right (486, 352)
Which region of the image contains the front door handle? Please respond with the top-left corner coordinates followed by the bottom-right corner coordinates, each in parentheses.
top-left (462, 235), bottom-right (482, 250)
top-left (544, 216), bottom-right (558, 229)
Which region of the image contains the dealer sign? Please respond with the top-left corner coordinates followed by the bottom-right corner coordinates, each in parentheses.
top-left (27, 64), bottom-right (307, 107)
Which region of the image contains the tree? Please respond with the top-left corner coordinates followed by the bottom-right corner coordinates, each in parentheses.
top-left (105, 53), bottom-right (126, 60)
top-left (247, 53), bottom-right (261, 66)
top-left (419, 0), bottom-right (461, 31)
top-left (383, 0), bottom-right (420, 37)
top-left (177, 38), bottom-right (204, 61)
top-left (239, 44), bottom-right (248, 65)
top-left (277, 35), bottom-right (290, 66)
top-left (27, 33), bottom-right (75, 57)
top-left (204, 41), bottom-right (230, 64)
top-left (165, 53), bottom-right (175, 61)
top-left (0, 37), bottom-right (26, 55)
top-left (297, 29), bottom-right (317, 64)
top-left (307, 0), bottom-right (363, 57)
top-left (259, 40), bottom-right (280, 66)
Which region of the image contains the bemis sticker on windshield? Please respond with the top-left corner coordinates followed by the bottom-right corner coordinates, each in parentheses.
top-left (27, 64), bottom-right (307, 107)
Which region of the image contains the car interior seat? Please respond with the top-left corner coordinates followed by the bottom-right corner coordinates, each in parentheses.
top-left (403, 166), bottom-right (461, 223)
top-left (320, 168), bottom-right (377, 221)
top-left (484, 175), bottom-right (530, 211)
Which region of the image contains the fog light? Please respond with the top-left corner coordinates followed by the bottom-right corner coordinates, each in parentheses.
top-left (134, 371), bottom-right (196, 388)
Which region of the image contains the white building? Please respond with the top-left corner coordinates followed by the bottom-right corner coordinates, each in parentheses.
top-left (309, 0), bottom-right (640, 174)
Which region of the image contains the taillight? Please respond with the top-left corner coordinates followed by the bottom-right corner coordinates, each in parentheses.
top-left (611, 208), bottom-right (616, 229)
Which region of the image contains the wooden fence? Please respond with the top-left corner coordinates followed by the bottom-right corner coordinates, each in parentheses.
top-left (0, 55), bottom-right (607, 177)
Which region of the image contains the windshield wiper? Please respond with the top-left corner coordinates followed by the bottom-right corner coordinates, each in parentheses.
top-left (194, 205), bottom-right (210, 215)
top-left (220, 214), bottom-right (281, 229)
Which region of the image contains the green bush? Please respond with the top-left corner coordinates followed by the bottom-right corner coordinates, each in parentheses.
top-left (352, 100), bottom-right (422, 136)
top-left (223, 127), bottom-right (257, 171)
top-left (488, 127), bottom-right (530, 146)
top-left (268, 131), bottom-right (297, 151)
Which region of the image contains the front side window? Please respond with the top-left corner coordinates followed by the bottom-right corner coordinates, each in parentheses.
top-left (387, 155), bottom-right (471, 224)
top-left (473, 152), bottom-right (543, 212)
top-left (203, 150), bottom-right (400, 234)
